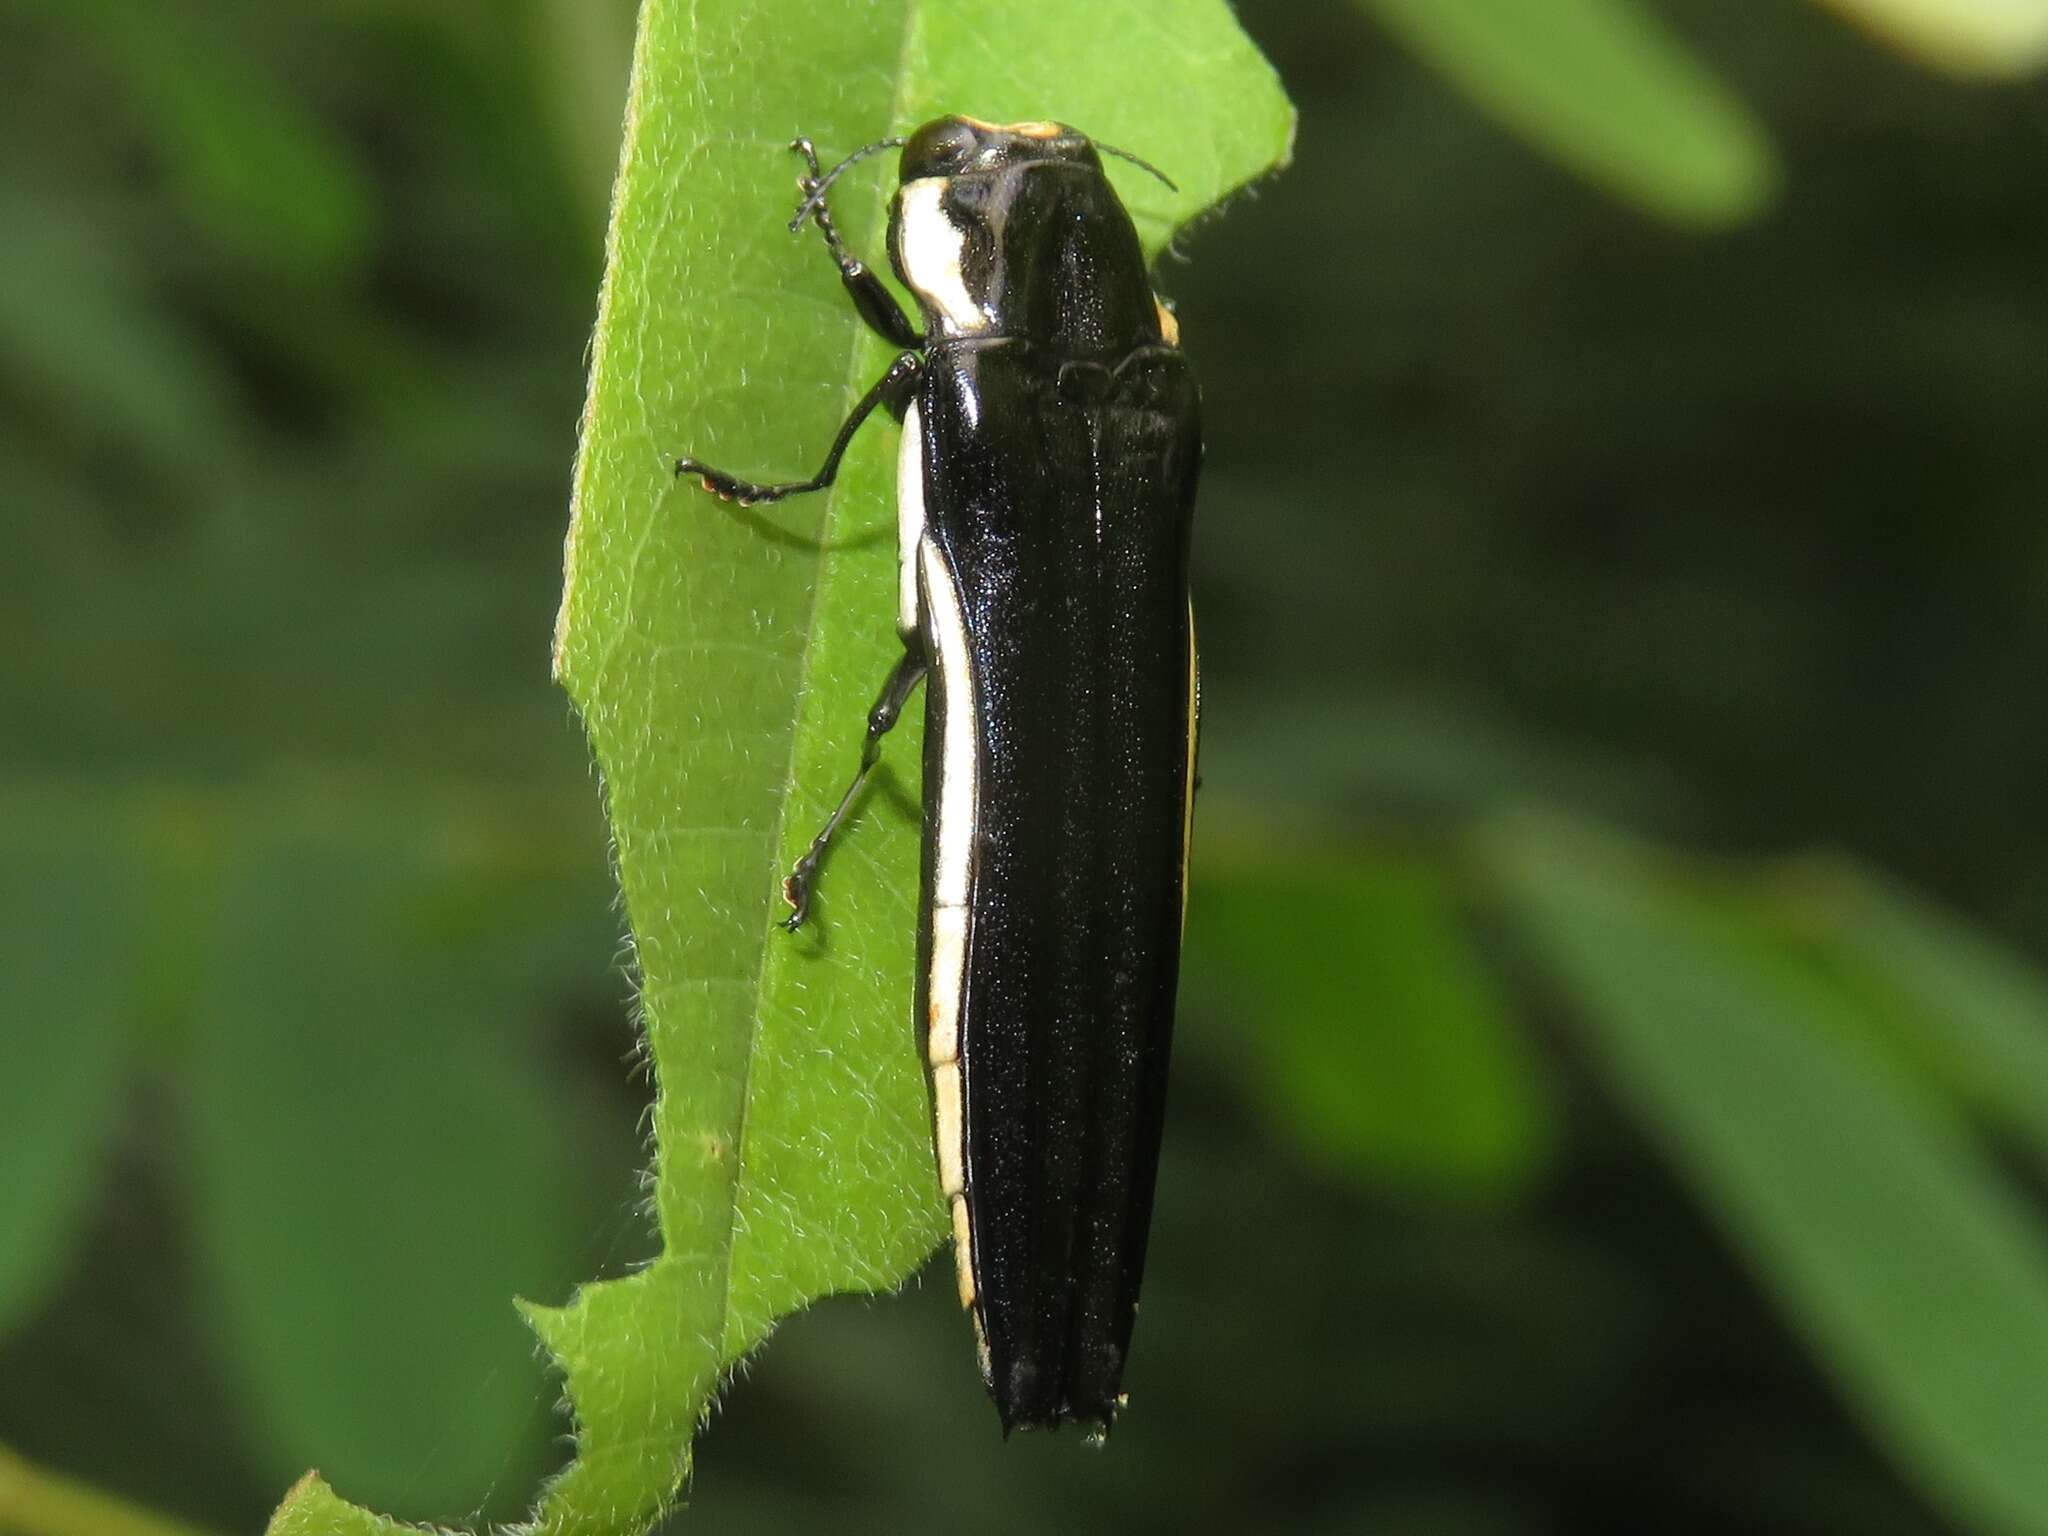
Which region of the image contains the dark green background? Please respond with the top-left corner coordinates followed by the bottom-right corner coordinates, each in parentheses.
top-left (3, 0), bottom-right (2045, 1532)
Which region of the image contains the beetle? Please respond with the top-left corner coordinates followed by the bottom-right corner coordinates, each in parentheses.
top-left (672, 116), bottom-right (1200, 1435)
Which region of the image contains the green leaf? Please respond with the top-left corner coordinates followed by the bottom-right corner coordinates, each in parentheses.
top-left (237, 2), bottom-right (1300, 1533)
top-left (0, 801), bottom-right (134, 1333)
top-left (268, 1474), bottom-right (424, 1536)
top-left (1355, 0), bottom-right (1778, 227)
top-left (1186, 835), bottom-right (1554, 1200)
top-left (1486, 816), bottom-right (2048, 1536)
top-left (1808, 0), bottom-right (2048, 77)
top-left (1779, 861), bottom-right (2048, 1171)
top-left (195, 828), bottom-right (588, 1522)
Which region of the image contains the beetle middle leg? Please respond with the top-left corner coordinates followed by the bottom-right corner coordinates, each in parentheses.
top-left (675, 351), bottom-right (920, 506)
top-left (781, 639), bottom-right (928, 931)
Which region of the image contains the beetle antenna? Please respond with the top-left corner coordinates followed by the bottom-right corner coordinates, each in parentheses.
top-left (1093, 141), bottom-right (1178, 194)
top-left (789, 136), bottom-right (909, 232)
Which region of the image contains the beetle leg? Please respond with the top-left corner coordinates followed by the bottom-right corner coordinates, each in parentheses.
top-left (675, 352), bottom-right (921, 506)
top-left (781, 639), bottom-right (928, 932)
top-left (790, 137), bottom-right (924, 350)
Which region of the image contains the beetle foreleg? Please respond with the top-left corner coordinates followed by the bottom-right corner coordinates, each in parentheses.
top-left (781, 639), bottom-right (928, 932)
top-left (675, 352), bottom-right (921, 507)
top-left (790, 137), bottom-right (924, 350)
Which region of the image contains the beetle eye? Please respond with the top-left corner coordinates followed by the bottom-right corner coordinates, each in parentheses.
top-left (901, 118), bottom-right (980, 181)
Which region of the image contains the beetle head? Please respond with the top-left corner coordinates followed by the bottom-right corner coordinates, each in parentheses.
top-left (889, 117), bottom-right (1164, 349)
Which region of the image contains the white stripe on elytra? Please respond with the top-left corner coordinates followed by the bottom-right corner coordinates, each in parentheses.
top-left (927, 907), bottom-right (966, 1074)
top-left (896, 179), bottom-right (990, 336)
top-left (920, 536), bottom-right (978, 1296)
top-left (896, 403), bottom-right (925, 638)
top-left (921, 537), bottom-right (976, 913)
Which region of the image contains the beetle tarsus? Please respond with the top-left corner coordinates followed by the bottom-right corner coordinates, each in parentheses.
top-left (671, 353), bottom-right (921, 514)
top-left (673, 456), bottom-right (780, 506)
top-left (781, 864), bottom-right (816, 932)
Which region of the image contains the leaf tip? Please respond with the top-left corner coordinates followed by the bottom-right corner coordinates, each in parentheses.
top-left (264, 1470), bottom-right (395, 1536)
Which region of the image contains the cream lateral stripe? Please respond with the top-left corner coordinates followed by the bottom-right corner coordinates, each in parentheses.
top-left (933, 1068), bottom-right (965, 1198)
top-left (922, 537), bottom-right (980, 1314)
top-left (896, 403), bottom-right (925, 637)
top-left (896, 180), bottom-right (988, 335)
top-left (950, 1195), bottom-right (976, 1308)
top-left (927, 907), bottom-right (967, 1068)
top-left (921, 540), bottom-right (976, 908)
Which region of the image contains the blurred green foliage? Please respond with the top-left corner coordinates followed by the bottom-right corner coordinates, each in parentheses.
top-left (5, 0), bottom-right (2048, 1533)
top-left (1356, 0), bottom-right (1778, 227)
top-left (1186, 835), bottom-right (1555, 1200)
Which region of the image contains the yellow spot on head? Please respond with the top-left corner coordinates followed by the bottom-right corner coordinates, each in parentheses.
top-left (1005, 120), bottom-right (1063, 139)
